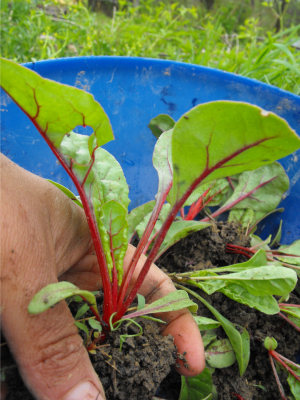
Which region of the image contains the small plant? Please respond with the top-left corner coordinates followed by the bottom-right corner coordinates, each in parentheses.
top-left (1, 58), bottom-right (300, 399)
top-left (264, 336), bottom-right (300, 400)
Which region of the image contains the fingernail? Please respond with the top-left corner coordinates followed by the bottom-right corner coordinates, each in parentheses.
top-left (64, 381), bottom-right (105, 400)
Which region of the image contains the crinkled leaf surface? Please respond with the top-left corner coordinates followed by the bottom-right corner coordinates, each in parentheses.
top-left (123, 290), bottom-right (198, 319)
top-left (170, 101), bottom-right (300, 206)
top-left (127, 201), bottom-right (155, 241)
top-left (193, 316), bottom-right (221, 331)
top-left (98, 201), bottom-right (128, 284)
top-left (1, 58), bottom-right (113, 147)
top-left (179, 368), bottom-right (213, 400)
top-left (222, 162), bottom-right (289, 213)
top-left (148, 114), bottom-right (175, 139)
top-left (48, 180), bottom-right (83, 208)
top-left (28, 282), bottom-right (97, 314)
top-left (206, 339), bottom-right (236, 368)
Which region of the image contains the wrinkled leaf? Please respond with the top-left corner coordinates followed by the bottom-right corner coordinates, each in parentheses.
top-left (193, 316), bottom-right (221, 331)
top-left (1, 58), bottom-right (113, 147)
top-left (98, 200), bottom-right (128, 284)
top-left (28, 282), bottom-right (98, 315)
top-left (179, 368), bottom-right (213, 400)
top-left (206, 339), bottom-right (236, 368)
top-left (228, 208), bottom-right (254, 229)
top-left (148, 114), bottom-right (175, 139)
top-left (127, 201), bottom-right (155, 242)
top-left (48, 180), bottom-right (83, 208)
top-left (123, 290), bottom-right (198, 319)
top-left (170, 101), bottom-right (300, 206)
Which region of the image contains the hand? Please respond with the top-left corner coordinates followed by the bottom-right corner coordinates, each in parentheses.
top-left (0, 154), bottom-right (204, 400)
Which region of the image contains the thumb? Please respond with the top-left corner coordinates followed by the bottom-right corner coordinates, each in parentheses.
top-left (2, 298), bottom-right (105, 400)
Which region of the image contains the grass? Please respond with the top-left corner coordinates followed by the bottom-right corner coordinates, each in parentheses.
top-left (1, 0), bottom-right (300, 94)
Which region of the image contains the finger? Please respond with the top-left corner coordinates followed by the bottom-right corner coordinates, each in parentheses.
top-left (123, 245), bottom-right (205, 377)
top-left (1, 156), bottom-right (105, 400)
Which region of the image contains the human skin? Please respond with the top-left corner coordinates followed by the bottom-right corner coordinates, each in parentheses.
top-left (0, 153), bottom-right (205, 400)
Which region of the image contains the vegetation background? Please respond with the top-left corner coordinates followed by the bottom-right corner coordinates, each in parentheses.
top-left (1, 0), bottom-right (300, 94)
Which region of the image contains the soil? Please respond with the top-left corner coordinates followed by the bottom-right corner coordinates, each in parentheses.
top-left (156, 221), bottom-right (300, 400)
top-left (2, 221), bottom-right (300, 400)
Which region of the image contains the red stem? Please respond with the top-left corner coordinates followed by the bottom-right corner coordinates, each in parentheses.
top-left (279, 304), bottom-right (300, 308)
top-left (270, 350), bottom-right (300, 383)
top-left (117, 181), bottom-right (173, 310)
top-left (180, 208), bottom-right (185, 219)
top-left (269, 352), bottom-right (287, 400)
top-left (278, 312), bottom-right (300, 332)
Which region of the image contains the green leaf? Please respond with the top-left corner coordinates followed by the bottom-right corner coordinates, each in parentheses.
top-left (75, 303), bottom-right (90, 320)
top-left (98, 200), bottom-right (128, 285)
top-left (270, 220), bottom-right (283, 247)
top-left (219, 284), bottom-right (280, 314)
top-left (264, 337), bottom-right (278, 351)
top-left (228, 208), bottom-right (254, 229)
top-left (193, 266), bottom-right (297, 297)
top-left (280, 306), bottom-right (300, 328)
top-left (28, 282), bottom-right (98, 315)
top-left (179, 368), bottom-right (213, 400)
top-left (223, 162), bottom-right (289, 213)
top-left (88, 318), bottom-right (102, 333)
top-left (205, 339), bottom-right (236, 368)
top-left (277, 239), bottom-right (300, 265)
top-left (250, 234), bottom-right (272, 251)
top-left (170, 101), bottom-right (300, 206)
top-left (47, 180), bottom-right (83, 208)
top-left (287, 369), bottom-right (300, 399)
top-left (137, 294), bottom-right (146, 311)
top-left (136, 203), bottom-right (171, 242)
top-left (60, 134), bottom-right (130, 211)
top-left (127, 201), bottom-right (155, 241)
top-left (202, 330), bottom-right (218, 348)
top-left (155, 220), bottom-right (211, 261)
top-left (148, 114), bottom-right (175, 139)
top-left (179, 285), bottom-right (250, 376)
top-left (124, 290), bottom-right (198, 319)
top-left (0, 58), bottom-right (113, 147)
top-left (74, 321), bottom-right (89, 337)
top-left (208, 249), bottom-right (268, 273)
top-left (193, 316), bottom-right (221, 331)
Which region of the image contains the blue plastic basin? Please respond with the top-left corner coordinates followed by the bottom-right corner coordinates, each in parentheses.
top-left (1, 56), bottom-right (300, 244)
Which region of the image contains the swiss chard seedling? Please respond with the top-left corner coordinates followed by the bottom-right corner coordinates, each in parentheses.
top-left (1, 59), bottom-right (300, 397)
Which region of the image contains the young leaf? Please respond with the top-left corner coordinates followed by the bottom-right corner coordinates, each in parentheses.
top-left (287, 368), bottom-right (300, 399)
top-left (136, 203), bottom-right (171, 243)
top-left (205, 339), bottom-right (236, 368)
top-left (28, 282), bottom-right (98, 316)
top-left (270, 220), bottom-right (283, 247)
top-left (123, 290), bottom-right (198, 319)
top-left (98, 200), bottom-right (128, 284)
top-left (155, 220), bottom-right (211, 261)
top-left (219, 284), bottom-right (280, 314)
top-left (127, 201), bottom-right (156, 242)
top-left (208, 249), bottom-right (268, 273)
top-left (88, 318), bottom-right (102, 333)
top-left (193, 316), bottom-right (221, 331)
top-left (47, 180), bottom-right (83, 208)
top-left (74, 321), bottom-right (89, 337)
top-left (178, 285), bottom-right (250, 376)
top-left (0, 58), bottom-right (113, 147)
top-left (148, 114), bottom-right (175, 139)
top-left (75, 303), bottom-right (90, 320)
top-left (179, 368), bottom-right (213, 400)
top-left (201, 330), bottom-right (218, 348)
top-left (277, 239), bottom-right (300, 265)
top-left (222, 162), bottom-right (289, 213)
top-left (228, 209), bottom-right (254, 229)
top-left (170, 101), bottom-right (300, 207)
